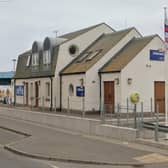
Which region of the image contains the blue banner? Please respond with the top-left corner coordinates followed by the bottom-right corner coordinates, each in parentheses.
top-left (150, 50), bottom-right (164, 61)
top-left (15, 85), bottom-right (24, 96)
top-left (76, 86), bottom-right (85, 97)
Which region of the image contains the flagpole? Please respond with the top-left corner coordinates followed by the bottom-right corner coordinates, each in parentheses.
top-left (164, 7), bottom-right (168, 140)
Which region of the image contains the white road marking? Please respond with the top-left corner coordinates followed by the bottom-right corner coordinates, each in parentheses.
top-left (46, 163), bottom-right (59, 168)
top-left (134, 153), bottom-right (168, 163)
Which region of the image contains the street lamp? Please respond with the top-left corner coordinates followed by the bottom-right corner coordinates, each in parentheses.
top-left (12, 59), bottom-right (16, 72)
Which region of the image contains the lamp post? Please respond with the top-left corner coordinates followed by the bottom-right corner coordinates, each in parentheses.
top-left (12, 59), bottom-right (16, 72)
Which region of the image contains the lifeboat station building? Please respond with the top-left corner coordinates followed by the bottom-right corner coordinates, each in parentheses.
top-left (13, 23), bottom-right (167, 114)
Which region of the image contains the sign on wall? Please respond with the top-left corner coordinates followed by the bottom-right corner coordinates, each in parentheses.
top-left (15, 85), bottom-right (24, 96)
top-left (150, 50), bottom-right (164, 61)
top-left (76, 86), bottom-right (85, 97)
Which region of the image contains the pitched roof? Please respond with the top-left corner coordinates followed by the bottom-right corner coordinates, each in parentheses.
top-left (100, 35), bottom-right (156, 73)
top-left (14, 47), bottom-right (59, 79)
top-left (61, 28), bottom-right (134, 75)
top-left (59, 23), bottom-right (114, 41)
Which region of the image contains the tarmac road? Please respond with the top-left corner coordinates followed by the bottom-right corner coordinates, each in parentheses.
top-left (0, 106), bottom-right (167, 168)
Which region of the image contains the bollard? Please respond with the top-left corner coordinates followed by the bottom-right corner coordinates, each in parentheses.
top-left (154, 103), bottom-right (159, 142)
top-left (42, 96), bottom-right (45, 112)
top-left (31, 97), bottom-right (33, 111)
top-left (54, 96), bottom-right (56, 112)
top-left (134, 104), bottom-right (137, 129)
top-left (67, 96), bottom-right (70, 114)
top-left (101, 101), bottom-right (105, 124)
top-left (117, 103), bottom-right (120, 126)
top-left (82, 96), bottom-right (85, 118)
top-left (150, 97), bottom-right (153, 117)
top-left (126, 98), bottom-right (129, 125)
top-left (136, 105), bottom-right (142, 138)
top-left (140, 102), bottom-right (144, 128)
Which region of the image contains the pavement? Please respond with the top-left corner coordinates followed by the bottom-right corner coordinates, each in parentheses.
top-left (0, 106), bottom-right (168, 167)
top-left (0, 116), bottom-right (146, 167)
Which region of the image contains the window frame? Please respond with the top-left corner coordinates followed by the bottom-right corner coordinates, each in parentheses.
top-left (32, 53), bottom-right (39, 66)
top-left (43, 50), bottom-right (51, 65)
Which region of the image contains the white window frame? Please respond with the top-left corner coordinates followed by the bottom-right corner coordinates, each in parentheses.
top-left (43, 50), bottom-right (51, 65)
top-left (32, 53), bottom-right (39, 66)
top-left (86, 50), bottom-right (101, 61)
top-left (26, 55), bottom-right (31, 66)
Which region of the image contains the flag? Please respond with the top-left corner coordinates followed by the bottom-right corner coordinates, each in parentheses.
top-left (164, 7), bottom-right (168, 50)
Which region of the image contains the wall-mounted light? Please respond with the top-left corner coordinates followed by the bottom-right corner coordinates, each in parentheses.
top-left (127, 78), bottom-right (132, 85)
top-left (115, 78), bottom-right (119, 85)
top-left (146, 64), bottom-right (151, 68)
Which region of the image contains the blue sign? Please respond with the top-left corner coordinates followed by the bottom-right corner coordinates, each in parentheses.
top-left (15, 85), bottom-right (24, 96)
top-left (76, 86), bottom-right (85, 97)
top-left (150, 50), bottom-right (164, 61)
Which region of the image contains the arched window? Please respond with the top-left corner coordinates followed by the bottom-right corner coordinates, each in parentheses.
top-left (69, 84), bottom-right (74, 96)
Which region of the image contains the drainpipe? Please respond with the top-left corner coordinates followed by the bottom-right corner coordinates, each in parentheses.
top-left (50, 77), bottom-right (53, 111)
top-left (60, 74), bottom-right (62, 111)
top-left (98, 72), bottom-right (102, 113)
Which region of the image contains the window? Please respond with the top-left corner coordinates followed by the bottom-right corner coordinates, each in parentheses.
top-left (76, 52), bottom-right (91, 63)
top-left (69, 84), bottom-right (74, 96)
top-left (85, 50), bottom-right (102, 61)
top-left (46, 82), bottom-right (50, 97)
top-left (32, 53), bottom-right (39, 66)
top-left (69, 45), bottom-right (79, 56)
top-left (43, 50), bottom-right (51, 65)
top-left (26, 55), bottom-right (31, 66)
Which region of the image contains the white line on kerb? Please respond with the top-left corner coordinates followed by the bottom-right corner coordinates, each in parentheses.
top-left (47, 163), bottom-right (59, 168)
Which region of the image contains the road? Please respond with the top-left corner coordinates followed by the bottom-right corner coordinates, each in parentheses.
top-left (0, 128), bottom-right (57, 168)
top-left (0, 107), bottom-right (167, 168)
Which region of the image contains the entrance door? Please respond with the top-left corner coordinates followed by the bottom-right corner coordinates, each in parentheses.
top-left (35, 81), bottom-right (39, 107)
top-left (154, 81), bottom-right (165, 113)
top-left (25, 83), bottom-right (29, 105)
top-left (104, 81), bottom-right (115, 113)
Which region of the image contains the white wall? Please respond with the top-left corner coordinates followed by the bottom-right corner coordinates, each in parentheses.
top-left (54, 23), bottom-right (113, 109)
top-left (62, 74), bottom-right (85, 111)
top-left (85, 29), bottom-right (141, 111)
top-left (121, 36), bottom-right (166, 111)
top-left (15, 78), bottom-right (52, 108)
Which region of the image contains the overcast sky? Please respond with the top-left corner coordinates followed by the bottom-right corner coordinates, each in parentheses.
top-left (0, 0), bottom-right (168, 71)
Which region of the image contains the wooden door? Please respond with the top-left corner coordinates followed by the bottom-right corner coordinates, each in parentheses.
top-left (104, 81), bottom-right (115, 113)
top-left (154, 81), bottom-right (165, 113)
top-left (35, 82), bottom-right (39, 107)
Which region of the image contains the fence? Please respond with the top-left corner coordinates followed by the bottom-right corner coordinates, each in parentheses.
top-left (21, 96), bottom-right (167, 141)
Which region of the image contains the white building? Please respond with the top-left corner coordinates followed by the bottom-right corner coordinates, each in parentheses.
top-left (13, 23), bottom-right (167, 114)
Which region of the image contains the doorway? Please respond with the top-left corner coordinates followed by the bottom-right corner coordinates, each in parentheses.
top-left (104, 81), bottom-right (115, 113)
top-left (154, 81), bottom-right (165, 113)
top-left (35, 81), bottom-right (39, 107)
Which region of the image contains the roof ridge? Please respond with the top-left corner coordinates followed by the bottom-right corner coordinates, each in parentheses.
top-left (99, 38), bottom-right (135, 72)
top-left (59, 23), bottom-right (113, 40)
top-left (135, 34), bottom-right (157, 40)
top-left (100, 35), bottom-right (155, 73)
